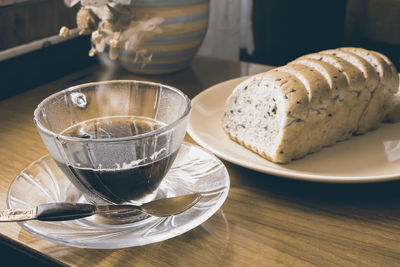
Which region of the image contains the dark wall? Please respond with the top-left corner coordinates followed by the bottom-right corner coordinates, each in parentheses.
top-left (244, 0), bottom-right (400, 70)
top-left (246, 0), bottom-right (347, 66)
top-left (0, 35), bottom-right (97, 100)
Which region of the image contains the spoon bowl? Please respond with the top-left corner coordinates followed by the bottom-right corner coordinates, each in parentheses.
top-left (96, 193), bottom-right (203, 217)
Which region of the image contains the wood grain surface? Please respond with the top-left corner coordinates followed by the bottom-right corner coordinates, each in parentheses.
top-left (1, 56), bottom-right (400, 266)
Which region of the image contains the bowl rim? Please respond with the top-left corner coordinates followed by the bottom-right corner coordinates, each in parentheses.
top-left (33, 80), bottom-right (191, 143)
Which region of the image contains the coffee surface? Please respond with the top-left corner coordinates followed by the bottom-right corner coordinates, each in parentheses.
top-left (61, 116), bottom-right (165, 139)
top-left (57, 116), bottom-right (177, 204)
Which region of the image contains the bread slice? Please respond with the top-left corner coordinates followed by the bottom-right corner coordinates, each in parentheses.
top-left (375, 51), bottom-right (400, 122)
top-left (290, 57), bottom-right (351, 145)
top-left (372, 50), bottom-right (399, 94)
top-left (339, 47), bottom-right (400, 123)
top-left (222, 47), bottom-right (399, 163)
top-left (278, 62), bottom-right (336, 153)
top-left (223, 70), bottom-right (309, 163)
top-left (318, 49), bottom-right (383, 134)
top-left (297, 52), bottom-right (373, 137)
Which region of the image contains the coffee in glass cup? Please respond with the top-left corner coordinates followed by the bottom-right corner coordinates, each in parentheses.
top-left (34, 80), bottom-right (191, 206)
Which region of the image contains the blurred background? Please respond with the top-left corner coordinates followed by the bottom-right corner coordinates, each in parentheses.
top-left (0, 0), bottom-right (399, 99)
top-left (200, 0), bottom-right (400, 68)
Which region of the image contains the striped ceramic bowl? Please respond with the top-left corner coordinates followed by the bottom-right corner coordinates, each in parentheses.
top-left (118, 0), bottom-right (209, 74)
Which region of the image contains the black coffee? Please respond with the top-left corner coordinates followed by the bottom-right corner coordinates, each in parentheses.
top-left (57, 116), bottom-right (178, 204)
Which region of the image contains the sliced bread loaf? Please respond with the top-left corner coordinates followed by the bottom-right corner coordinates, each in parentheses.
top-left (222, 47), bottom-right (399, 163)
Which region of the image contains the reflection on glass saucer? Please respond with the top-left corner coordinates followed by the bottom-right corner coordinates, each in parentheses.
top-left (7, 142), bottom-right (230, 249)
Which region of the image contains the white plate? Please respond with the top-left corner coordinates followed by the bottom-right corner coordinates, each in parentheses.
top-left (188, 77), bottom-right (400, 183)
top-left (7, 142), bottom-right (230, 249)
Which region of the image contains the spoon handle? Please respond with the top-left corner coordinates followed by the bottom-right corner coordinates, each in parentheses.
top-left (36, 203), bottom-right (96, 221)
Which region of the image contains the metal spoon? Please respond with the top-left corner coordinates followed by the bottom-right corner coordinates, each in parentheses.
top-left (0, 193), bottom-right (202, 222)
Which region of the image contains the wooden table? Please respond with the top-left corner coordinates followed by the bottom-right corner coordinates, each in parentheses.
top-left (1, 56), bottom-right (400, 266)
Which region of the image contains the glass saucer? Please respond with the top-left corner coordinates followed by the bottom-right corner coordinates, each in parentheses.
top-left (6, 142), bottom-right (230, 249)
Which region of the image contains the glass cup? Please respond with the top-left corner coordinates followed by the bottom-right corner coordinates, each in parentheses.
top-left (34, 80), bottom-right (191, 206)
